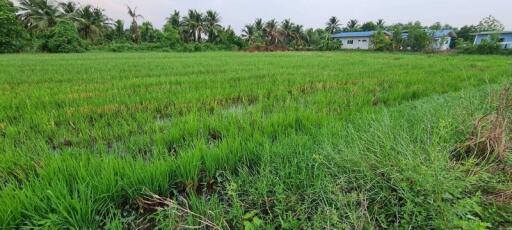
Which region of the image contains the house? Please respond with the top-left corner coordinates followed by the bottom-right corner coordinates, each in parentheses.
top-left (331, 31), bottom-right (390, 50)
top-left (401, 29), bottom-right (457, 50)
top-left (473, 31), bottom-right (512, 49)
top-left (431, 30), bottom-right (457, 50)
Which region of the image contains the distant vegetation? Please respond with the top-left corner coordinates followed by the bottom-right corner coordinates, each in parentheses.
top-left (0, 0), bottom-right (510, 53)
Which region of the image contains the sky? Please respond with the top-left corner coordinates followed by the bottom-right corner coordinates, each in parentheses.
top-left (75, 0), bottom-right (511, 32)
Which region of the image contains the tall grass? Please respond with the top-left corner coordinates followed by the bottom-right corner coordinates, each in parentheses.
top-left (0, 52), bottom-right (510, 228)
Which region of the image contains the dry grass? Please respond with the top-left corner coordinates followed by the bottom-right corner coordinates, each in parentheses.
top-left (460, 86), bottom-right (511, 162)
top-left (137, 191), bottom-right (224, 230)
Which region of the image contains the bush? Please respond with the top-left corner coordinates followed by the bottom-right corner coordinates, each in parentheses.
top-left (40, 21), bottom-right (84, 53)
top-left (0, 0), bottom-right (27, 53)
top-left (371, 30), bottom-right (392, 51)
top-left (406, 28), bottom-right (432, 51)
top-left (318, 39), bottom-right (341, 51)
top-left (460, 35), bottom-right (508, 55)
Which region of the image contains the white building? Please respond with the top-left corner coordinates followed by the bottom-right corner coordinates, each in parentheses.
top-left (331, 31), bottom-right (389, 50)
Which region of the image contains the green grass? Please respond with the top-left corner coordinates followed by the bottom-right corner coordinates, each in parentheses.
top-left (0, 52), bottom-right (511, 228)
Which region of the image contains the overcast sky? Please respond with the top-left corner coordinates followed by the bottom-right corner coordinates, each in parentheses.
top-left (76, 0), bottom-right (511, 32)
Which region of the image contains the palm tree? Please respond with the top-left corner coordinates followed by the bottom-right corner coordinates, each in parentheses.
top-left (183, 10), bottom-right (205, 42)
top-left (290, 24), bottom-right (305, 48)
top-left (58, 1), bottom-right (78, 15)
top-left (254, 18), bottom-right (264, 41)
top-left (74, 5), bottom-right (110, 41)
top-left (127, 6), bottom-right (143, 43)
top-left (205, 10), bottom-right (222, 43)
top-left (18, 0), bottom-right (63, 33)
top-left (113, 19), bottom-right (125, 40)
top-left (325, 16), bottom-right (341, 34)
top-left (281, 19), bottom-right (294, 44)
top-left (264, 19), bottom-right (282, 46)
top-left (346, 19), bottom-right (360, 31)
top-left (165, 10), bottom-right (181, 29)
top-left (376, 19), bottom-right (385, 29)
top-left (242, 24), bottom-right (256, 44)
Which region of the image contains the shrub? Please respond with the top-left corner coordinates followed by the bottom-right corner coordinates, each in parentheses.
top-left (0, 0), bottom-right (27, 53)
top-left (318, 39), bottom-right (341, 51)
top-left (40, 21), bottom-right (84, 53)
top-left (461, 34), bottom-right (506, 55)
top-left (405, 28), bottom-right (432, 51)
top-left (162, 24), bottom-right (183, 49)
top-left (371, 30), bottom-right (392, 51)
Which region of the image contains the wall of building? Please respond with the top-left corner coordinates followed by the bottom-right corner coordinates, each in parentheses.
top-left (336, 37), bottom-right (371, 50)
top-left (474, 33), bottom-right (512, 49)
top-left (432, 37), bottom-right (451, 51)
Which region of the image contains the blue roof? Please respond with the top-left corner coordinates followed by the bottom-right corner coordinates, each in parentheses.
top-left (331, 31), bottom-right (384, 38)
top-left (432, 29), bottom-right (456, 38)
top-left (402, 29), bottom-right (456, 38)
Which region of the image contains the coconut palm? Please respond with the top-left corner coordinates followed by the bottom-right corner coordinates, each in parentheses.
top-left (264, 19), bottom-right (282, 46)
top-left (205, 10), bottom-right (222, 43)
top-left (253, 18), bottom-right (264, 41)
top-left (18, 0), bottom-right (63, 33)
top-left (183, 9), bottom-right (205, 42)
top-left (346, 19), bottom-right (360, 31)
top-left (376, 19), bottom-right (385, 29)
top-left (112, 19), bottom-right (125, 40)
top-left (74, 5), bottom-right (110, 41)
top-left (325, 16), bottom-right (341, 34)
top-left (290, 24), bottom-right (305, 48)
top-left (58, 1), bottom-right (78, 15)
top-left (165, 10), bottom-right (181, 29)
top-left (242, 24), bottom-right (256, 44)
top-left (127, 6), bottom-right (143, 43)
top-left (281, 19), bottom-right (294, 44)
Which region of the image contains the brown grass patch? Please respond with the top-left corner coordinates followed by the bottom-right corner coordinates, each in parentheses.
top-left (136, 191), bottom-right (223, 229)
top-left (459, 86), bottom-right (511, 162)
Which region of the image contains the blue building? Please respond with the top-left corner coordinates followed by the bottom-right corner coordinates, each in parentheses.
top-left (401, 29), bottom-right (457, 50)
top-left (473, 31), bottom-right (512, 49)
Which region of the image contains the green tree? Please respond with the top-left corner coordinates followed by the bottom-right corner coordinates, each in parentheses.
top-left (429, 22), bottom-right (443, 30)
top-left (205, 10), bottom-right (222, 43)
top-left (325, 16), bottom-right (341, 34)
top-left (74, 5), bottom-right (110, 42)
top-left (40, 20), bottom-right (83, 52)
top-left (164, 10), bottom-right (184, 43)
top-left (345, 19), bottom-right (360, 31)
top-left (281, 19), bottom-right (294, 45)
top-left (163, 23), bottom-right (182, 48)
top-left (58, 1), bottom-right (78, 15)
top-left (140, 21), bottom-right (162, 43)
top-left (112, 19), bottom-right (126, 41)
top-left (391, 28), bottom-right (404, 50)
top-left (476, 15), bottom-right (505, 32)
top-left (254, 18), bottom-right (264, 41)
top-left (127, 6), bottom-right (143, 43)
top-left (406, 26), bottom-right (431, 51)
top-left (242, 24), bottom-right (257, 45)
top-left (0, 0), bottom-right (27, 53)
top-left (263, 19), bottom-right (282, 46)
top-left (376, 19), bottom-right (385, 29)
top-left (457, 25), bottom-right (478, 43)
top-left (18, 0), bottom-right (63, 34)
top-left (361, 21), bottom-right (377, 31)
top-left (183, 9), bottom-right (205, 42)
top-left (371, 30), bottom-right (392, 51)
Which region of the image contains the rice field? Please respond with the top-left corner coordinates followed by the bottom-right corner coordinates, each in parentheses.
top-left (0, 52), bottom-right (511, 228)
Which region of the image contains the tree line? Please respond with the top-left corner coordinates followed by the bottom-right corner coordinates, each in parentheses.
top-left (0, 0), bottom-right (508, 53)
